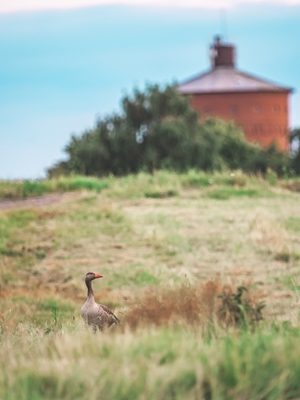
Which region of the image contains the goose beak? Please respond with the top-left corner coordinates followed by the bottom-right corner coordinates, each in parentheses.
top-left (94, 273), bottom-right (103, 279)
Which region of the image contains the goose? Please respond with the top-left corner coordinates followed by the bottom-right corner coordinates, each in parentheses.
top-left (81, 272), bottom-right (120, 331)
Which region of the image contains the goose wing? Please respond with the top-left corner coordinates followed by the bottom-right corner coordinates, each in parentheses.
top-left (100, 304), bottom-right (120, 324)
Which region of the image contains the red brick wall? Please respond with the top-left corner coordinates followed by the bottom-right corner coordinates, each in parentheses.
top-left (190, 91), bottom-right (290, 151)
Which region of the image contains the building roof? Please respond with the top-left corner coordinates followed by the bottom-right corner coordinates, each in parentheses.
top-left (178, 66), bottom-right (293, 95)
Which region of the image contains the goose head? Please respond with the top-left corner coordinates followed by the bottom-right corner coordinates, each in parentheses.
top-left (85, 272), bottom-right (103, 283)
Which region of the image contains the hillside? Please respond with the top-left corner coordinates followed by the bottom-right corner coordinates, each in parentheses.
top-left (1, 170), bottom-right (300, 399)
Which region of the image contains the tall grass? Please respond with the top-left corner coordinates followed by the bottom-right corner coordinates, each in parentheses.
top-left (1, 322), bottom-right (300, 400)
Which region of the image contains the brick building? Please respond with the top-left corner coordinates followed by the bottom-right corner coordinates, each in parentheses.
top-left (178, 37), bottom-right (293, 151)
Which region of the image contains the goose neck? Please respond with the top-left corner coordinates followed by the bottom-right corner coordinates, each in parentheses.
top-left (86, 279), bottom-right (94, 297)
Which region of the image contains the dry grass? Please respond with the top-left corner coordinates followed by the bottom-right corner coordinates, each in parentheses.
top-left (281, 180), bottom-right (300, 193)
top-left (0, 171), bottom-right (300, 327)
top-left (249, 208), bottom-right (291, 259)
top-left (123, 277), bottom-right (265, 330)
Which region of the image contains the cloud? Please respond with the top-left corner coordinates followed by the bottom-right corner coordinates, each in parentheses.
top-left (0, 0), bottom-right (299, 14)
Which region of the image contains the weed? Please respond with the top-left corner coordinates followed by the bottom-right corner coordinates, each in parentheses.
top-left (44, 306), bottom-right (61, 334)
top-left (218, 286), bottom-right (265, 327)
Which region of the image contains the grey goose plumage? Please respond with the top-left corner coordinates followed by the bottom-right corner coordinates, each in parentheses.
top-left (81, 272), bottom-right (119, 331)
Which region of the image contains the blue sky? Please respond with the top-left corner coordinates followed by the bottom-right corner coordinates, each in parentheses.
top-left (1, 1), bottom-right (300, 179)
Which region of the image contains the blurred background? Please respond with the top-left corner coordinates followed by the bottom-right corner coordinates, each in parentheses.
top-left (0, 0), bottom-right (299, 179)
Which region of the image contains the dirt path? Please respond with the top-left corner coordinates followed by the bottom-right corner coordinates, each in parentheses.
top-left (0, 192), bottom-right (82, 211)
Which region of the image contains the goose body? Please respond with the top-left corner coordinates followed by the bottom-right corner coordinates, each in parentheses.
top-left (81, 272), bottom-right (119, 331)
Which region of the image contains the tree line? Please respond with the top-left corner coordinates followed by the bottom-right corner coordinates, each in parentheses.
top-left (47, 84), bottom-right (299, 177)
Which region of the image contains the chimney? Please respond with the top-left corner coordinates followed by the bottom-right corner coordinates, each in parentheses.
top-left (210, 35), bottom-right (236, 68)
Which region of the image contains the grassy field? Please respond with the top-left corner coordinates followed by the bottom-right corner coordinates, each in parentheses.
top-left (1, 170), bottom-right (300, 399)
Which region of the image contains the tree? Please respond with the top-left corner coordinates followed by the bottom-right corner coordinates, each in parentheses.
top-left (289, 128), bottom-right (300, 174)
top-left (47, 83), bottom-right (290, 177)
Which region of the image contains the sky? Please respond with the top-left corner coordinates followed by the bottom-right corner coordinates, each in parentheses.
top-left (0, 1), bottom-right (300, 179)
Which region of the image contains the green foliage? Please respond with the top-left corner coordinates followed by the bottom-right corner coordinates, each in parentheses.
top-left (0, 176), bottom-right (111, 200)
top-left (290, 127), bottom-right (300, 174)
top-left (47, 83), bottom-right (291, 177)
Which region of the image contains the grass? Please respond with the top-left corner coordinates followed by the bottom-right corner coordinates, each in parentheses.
top-left (1, 324), bottom-right (300, 400)
top-left (122, 281), bottom-right (265, 330)
top-left (144, 189), bottom-right (178, 198)
top-left (1, 170), bottom-right (300, 399)
top-left (1, 170), bottom-right (299, 201)
top-left (0, 175), bottom-right (111, 200)
top-left (285, 217), bottom-right (300, 233)
top-left (207, 187), bottom-right (266, 200)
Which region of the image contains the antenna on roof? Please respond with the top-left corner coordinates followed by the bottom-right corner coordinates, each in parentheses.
top-left (219, 8), bottom-right (228, 41)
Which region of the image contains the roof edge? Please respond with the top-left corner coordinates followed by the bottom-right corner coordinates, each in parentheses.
top-left (177, 66), bottom-right (294, 94)
top-left (179, 89), bottom-right (292, 95)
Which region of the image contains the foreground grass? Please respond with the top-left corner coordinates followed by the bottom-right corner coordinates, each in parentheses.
top-left (1, 323), bottom-right (300, 400)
